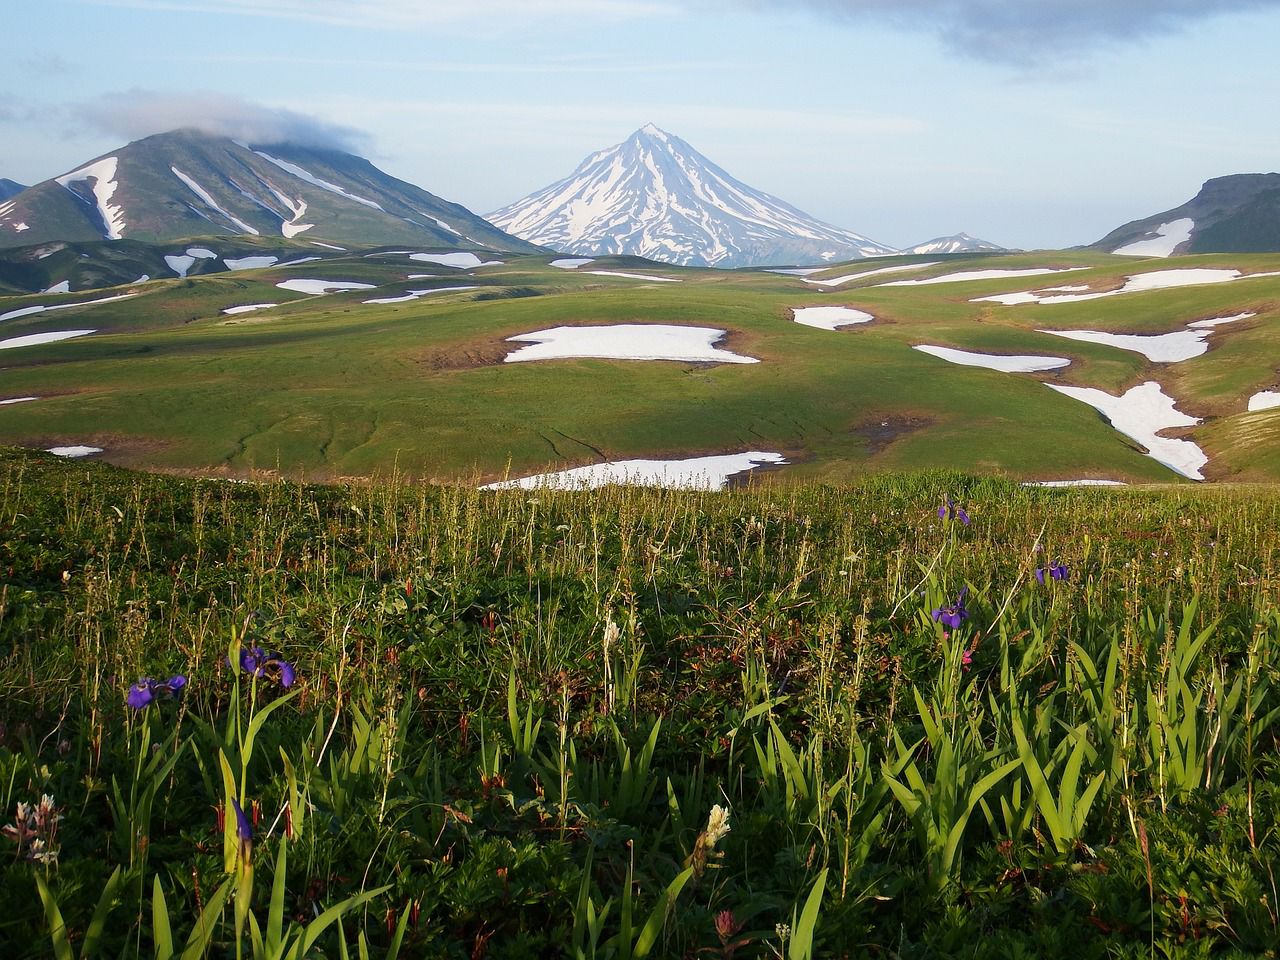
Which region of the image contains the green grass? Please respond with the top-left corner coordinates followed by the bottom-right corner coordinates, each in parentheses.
top-left (0, 248), bottom-right (1277, 482)
top-left (2, 450), bottom-right (1279, 957)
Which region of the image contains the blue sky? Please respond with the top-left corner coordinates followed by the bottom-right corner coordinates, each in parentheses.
top-left (5, 0), bottom-right (1280, 249)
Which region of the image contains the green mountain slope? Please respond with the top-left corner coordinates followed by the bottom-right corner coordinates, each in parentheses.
top-left (0, 129), bottom-right (541, 253)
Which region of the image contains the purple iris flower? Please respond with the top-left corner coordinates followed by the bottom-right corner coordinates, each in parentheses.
top-left (125, 674), bottom-right (187, 710)
top-left (938, 498), bottom-right (970, 526)
top-left (1035, 563), bottom-right (1069, 584)
top-left (931, 587), bottom-right (969, 630)
top-left (237, 645), bottom-right (296, 688)
top-left (231, 798), bottom-right (253, 863)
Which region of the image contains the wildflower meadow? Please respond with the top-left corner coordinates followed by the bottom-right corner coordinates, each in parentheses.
top-left (1, 448), bottom-right (1278, 957)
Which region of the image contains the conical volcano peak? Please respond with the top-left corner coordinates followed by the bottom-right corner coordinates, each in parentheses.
top-left (489, 127), bottom-right (893, 268)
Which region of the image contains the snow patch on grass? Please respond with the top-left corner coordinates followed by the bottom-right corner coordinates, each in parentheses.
top-left (1249, 391), bottom-right (1280, 412)
top-left (47, 446), bottom-right (103, 458)
top-left (504, 324), bottom-right (758, 364)
top-left (976, 269), bottom-right (1277, 306)
top-left (362, 286), bottom-right (479, 304)
top-left (481, 452), bottom-right (787, 491)
top-left (550, 258), bottom-right (595, 269)
top-left (585, 270), bottom-right (681, 283)
top-left (914, 345), bottom-right (1071, 373)
top-left (1047, 380), bottom-right (1206, 480)
top-left (792, 307), bottom-right (874, 330)
top-left (275, 279), bottom-right (376, 295)
top-left (882, 267), bottom-right (1085, 287)
top-left (410, 252), bottom-right (504, 268)
top-left (224, 256), bottom-right (279, 271)
top-left (222, 303), bottom-right (279, 315)
top-left (0, 329), bottom-right (96, 350)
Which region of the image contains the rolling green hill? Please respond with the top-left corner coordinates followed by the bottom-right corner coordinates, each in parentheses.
top-left (0, 247), bottom-right (1276, 484)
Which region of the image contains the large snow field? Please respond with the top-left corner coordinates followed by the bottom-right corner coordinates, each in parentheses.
top-left (410, 252), bottom-right (504, 269)
top-left (275, 279), bottom-right (377, 295)
top-left (1046, 381), bottom-right (1207, 480)
top-left (1112, 219), bottom-right (1194, 258)
top-left (913, 345), bottom-right (1071, 373)
top-left (0, 329), bottom-right (96, 350)
top-left (791, 307), bottom-right (874, 330)
top-left (503, 324), bottom-right (758, 364)
top-left (481, 451), bottom-right (787, 491)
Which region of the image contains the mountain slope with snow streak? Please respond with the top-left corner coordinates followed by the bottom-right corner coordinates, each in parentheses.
top-left (0, 128), bottom-right (540, 253)
top-left (1096, 174), bottom-right (1280, 256)
top-left (488, 125), bottom-right (893, 268)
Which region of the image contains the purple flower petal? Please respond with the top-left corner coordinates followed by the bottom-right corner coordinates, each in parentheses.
top-left (1035, 568), bottom-right (1046, 585)
top-left (126, 681), bottom-right (155, 710)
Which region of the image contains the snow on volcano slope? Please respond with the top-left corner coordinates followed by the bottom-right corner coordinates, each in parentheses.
top-left (488, 124), bottom-right (894, 268)
top-left (170, 167), bottom-right (259, 235)
top-left (253, 151), bottom-right (384, 210)
top-left (56, 157), bottom-right (127, 240)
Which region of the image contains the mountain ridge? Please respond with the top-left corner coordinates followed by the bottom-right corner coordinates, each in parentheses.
top-left (0, 129), bottom-right (541, 253)
top-left (1095, 173), bottom-right (1280, 257)
top-left (488, 125), bottom-right (893, 268)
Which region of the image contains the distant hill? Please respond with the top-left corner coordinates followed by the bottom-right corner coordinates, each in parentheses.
top-left (1095, 174), bottom-right (1280, 257)
top-left (903, 233), bottom-right (1008, 255)
top-left (488, 124), bottom-right (894, 268)
top-left (0, 128), bottom-right (541, 253)
top-left (0, 179), bottom-right (25, 202)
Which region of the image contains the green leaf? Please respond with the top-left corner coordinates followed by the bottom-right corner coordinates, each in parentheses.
top-left (152, 876), bottom-right (174, 960)
top-left (632, 865), bottom-right (693, 958)
top-left (34, 873), bottom-right (74, 960)
top-left (789, 868), bottom-right (829, 960)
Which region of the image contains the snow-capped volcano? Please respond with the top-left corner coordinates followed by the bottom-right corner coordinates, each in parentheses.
top-left (487, 124), bottom-right (894, 268)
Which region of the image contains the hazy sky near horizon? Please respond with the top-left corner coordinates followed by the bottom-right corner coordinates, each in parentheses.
top-left (5, 0), bottom-right (1280, 250)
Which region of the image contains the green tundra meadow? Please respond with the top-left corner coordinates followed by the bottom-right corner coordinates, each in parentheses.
top-left (2, 448), bottom-right (1279, 958)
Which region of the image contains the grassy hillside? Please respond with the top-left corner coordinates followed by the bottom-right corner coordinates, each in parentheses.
top-left (1, 450), bottom-right (1278, 956)
top-left (0, 248), bottom-right (1277, 483)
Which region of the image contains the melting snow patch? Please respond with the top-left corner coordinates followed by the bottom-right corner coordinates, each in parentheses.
top-left (165, 255), bottom-right (197, 278)
top-left (410, 252), bottom-right (504, 268)
top-left (310, 241), bottom-right (347, 251)
top-left (44, 281), bottom-right (71, 294)
top-left (0, 329), bottom-right (95, 350)
top-left (47, 446), bottom-right (103, 458)
top-left (1047, 381), bottom-right (1206, 480)
top-left (14, 223), bottom-right (29, 232)
top-left (481, 452), bottom-right (788, 491)
top-left (1113, 219), bottom-right (1194, 258)
top-left (504, 324), bottom-right (758, 364)
top-left (362, 286), bottom-right (479, 304)
top-left (881, 267), bottom-right (1085, 287)
top-left (188, 247), bottom-right (217, 259)
top-left (0, 306), bottom-right (49, 323)
top-left (1248, 391), bottom-right (1280, 412)
top-left (0, 396), bottom-right (38, 405)
top-left (792, 307), bottom-right (874, 331)
top-left (550, 258), bottom-right (595, 269)
top-left (56, 157), bottom-right (127, 240)
top-left (914, 345), bottom-right (1071, 373)
top-left (768, 267), bottom-right (827, 276)
top-left (1038, 311), bottom-right (1254, 363)
top-left (277, 256), bottom-right (323, 267)
top-left (803, 262), bottom-right (941, 288)
top-left (275, 279), bottom-right (376, 295)
top-left (222, 303), bottom-right (278, 315)
top-left (975, 268), bottom-right (1272, 306)
top-left (0, 293), bottom-right (136, 324)
top-left (585, 270), bottom-right (682, 283)
top-left (224, 256), bottom-right (279, 271)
